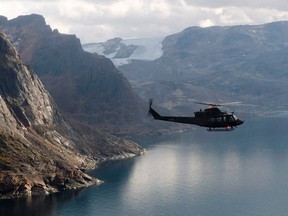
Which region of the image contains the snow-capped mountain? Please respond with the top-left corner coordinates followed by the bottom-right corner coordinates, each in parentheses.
top-left (83, 36), bottom-right (164, 67)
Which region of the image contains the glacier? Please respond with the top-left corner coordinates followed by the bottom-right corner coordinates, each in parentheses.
top-left (82, 37), bottom-right (165, 67)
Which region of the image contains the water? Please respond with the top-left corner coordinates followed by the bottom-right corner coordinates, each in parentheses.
top-left (1, 117), bottom-right (288, 216)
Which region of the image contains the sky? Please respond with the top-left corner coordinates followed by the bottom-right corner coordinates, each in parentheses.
top-left (1, 0), bottom-right (288, 44)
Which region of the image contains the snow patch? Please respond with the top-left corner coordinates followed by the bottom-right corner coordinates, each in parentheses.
top-left (83, 36), bottom-right (165, 67)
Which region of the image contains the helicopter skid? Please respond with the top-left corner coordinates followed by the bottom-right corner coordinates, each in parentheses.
top-left (207, 128), bottom-right (235, 132)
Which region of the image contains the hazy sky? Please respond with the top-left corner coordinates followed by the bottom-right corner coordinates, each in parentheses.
top-left (1, 0), bottom-right (288, 44)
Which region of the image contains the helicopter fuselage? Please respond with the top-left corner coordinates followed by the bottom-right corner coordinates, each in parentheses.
top-left (149, 104), bottom-right (244, 131)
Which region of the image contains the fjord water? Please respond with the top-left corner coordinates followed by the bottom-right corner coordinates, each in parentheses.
top-left (1, 116), bottom-right (288, 216)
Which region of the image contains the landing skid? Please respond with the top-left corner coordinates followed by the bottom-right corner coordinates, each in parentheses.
top-left (207, 127), bottom-right (235, 132)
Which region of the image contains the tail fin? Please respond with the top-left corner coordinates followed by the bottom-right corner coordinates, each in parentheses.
top-left (148, 99), bottom-right (162, 119)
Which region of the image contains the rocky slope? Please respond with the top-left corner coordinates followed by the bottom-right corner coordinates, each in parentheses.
top-left (0, 14), bottom-right (145, 132)
top-left (0, 32), bottom-right (143, 199)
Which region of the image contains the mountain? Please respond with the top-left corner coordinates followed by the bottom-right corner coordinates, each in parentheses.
top-left (0, 32), bottom-right (143, 199)
top-left (85, 22), bottom-right (288, 115)
top-left (0, 14), bottom-right (145, 132)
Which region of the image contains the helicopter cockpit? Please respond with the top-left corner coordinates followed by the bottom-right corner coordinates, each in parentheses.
top-left (208, 114), bottom-right (237, 124)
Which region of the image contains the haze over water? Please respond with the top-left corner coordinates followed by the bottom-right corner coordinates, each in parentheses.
top-left (1, 116), bottom-right (288, 216)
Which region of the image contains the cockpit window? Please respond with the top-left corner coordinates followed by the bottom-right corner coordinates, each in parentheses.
top-left (229, 116), bottom-right (234, 121)
top-left (233, 115), bottom-right (238, 120)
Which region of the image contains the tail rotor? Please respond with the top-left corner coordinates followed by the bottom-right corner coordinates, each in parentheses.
top-left (148, 99), bottom-right (153, 116)
top-left (149, 99), bottom-right (153, 108)
top-left (148, 99), bottom-right (162, 119)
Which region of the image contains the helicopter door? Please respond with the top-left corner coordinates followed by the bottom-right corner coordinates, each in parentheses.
top-left (210, 117), bottom-right (224, 126)
top-left (208, 117), bottom-right (216, 127)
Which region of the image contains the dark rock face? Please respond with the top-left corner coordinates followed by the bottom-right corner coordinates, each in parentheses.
top-left (0, 32), bottom-right (144, 199)
top-left (0, 14), bottom-right (145, 130)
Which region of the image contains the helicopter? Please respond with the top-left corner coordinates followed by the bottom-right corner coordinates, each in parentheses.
top-left (148, 100), bottom-right (244, 131)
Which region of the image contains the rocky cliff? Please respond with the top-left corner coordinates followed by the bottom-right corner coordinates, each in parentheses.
top-left (0, 32), bottom-right (143, 199)
top-left (0, 14), bottom-right (145, 132)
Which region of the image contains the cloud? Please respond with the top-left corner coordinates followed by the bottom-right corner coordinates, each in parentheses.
top-left (1, 0), bottom-right (288, 43)
top-left (183, 0), bottom-right (288, 10)
top-left (199, 19), bottom-right (215, 27)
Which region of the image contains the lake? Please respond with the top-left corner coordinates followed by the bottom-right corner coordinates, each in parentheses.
top-left (1, 116), bottom-right (288, 216)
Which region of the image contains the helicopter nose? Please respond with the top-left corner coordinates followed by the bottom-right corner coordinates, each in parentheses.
top-left (237, 119), bottom-right (244, 125)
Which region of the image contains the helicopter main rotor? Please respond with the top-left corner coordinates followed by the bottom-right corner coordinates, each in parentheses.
top-left (193, 101), bottom-right (242, 107)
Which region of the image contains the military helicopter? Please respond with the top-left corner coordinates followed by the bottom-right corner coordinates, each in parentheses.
top-left (149, 100), bottom-right (244, 131)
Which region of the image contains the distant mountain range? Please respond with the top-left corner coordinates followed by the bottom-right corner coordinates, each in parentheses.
top-left (84, 22), bottom-right (288, 115)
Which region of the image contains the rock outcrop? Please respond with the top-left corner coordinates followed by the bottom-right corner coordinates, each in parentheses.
top-left (0, 32), bottom-right (144, 200)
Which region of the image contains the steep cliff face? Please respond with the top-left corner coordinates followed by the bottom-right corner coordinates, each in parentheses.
top-left (0, 32), bottom-right (143, 199)
top-left (0, 14), bottom-right (145, 130)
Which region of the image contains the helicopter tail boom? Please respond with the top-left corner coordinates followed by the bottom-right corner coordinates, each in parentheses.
top-left (149, 100), bottom-right (196, 124)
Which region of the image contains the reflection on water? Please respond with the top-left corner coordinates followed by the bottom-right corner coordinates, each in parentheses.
top-left (1, 117), bottom-right (288, 216)
top-left (0, 189), bottom-right (85, 216)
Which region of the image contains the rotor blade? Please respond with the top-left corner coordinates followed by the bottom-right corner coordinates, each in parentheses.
top-left (219, 102), bottom-right (242, 106)
top-left (194, 101), bottom-right (247, 107)
top-left (193, 102), bottom-right (221, 106)
top-left (225, 102), bottom-right (260, 107)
